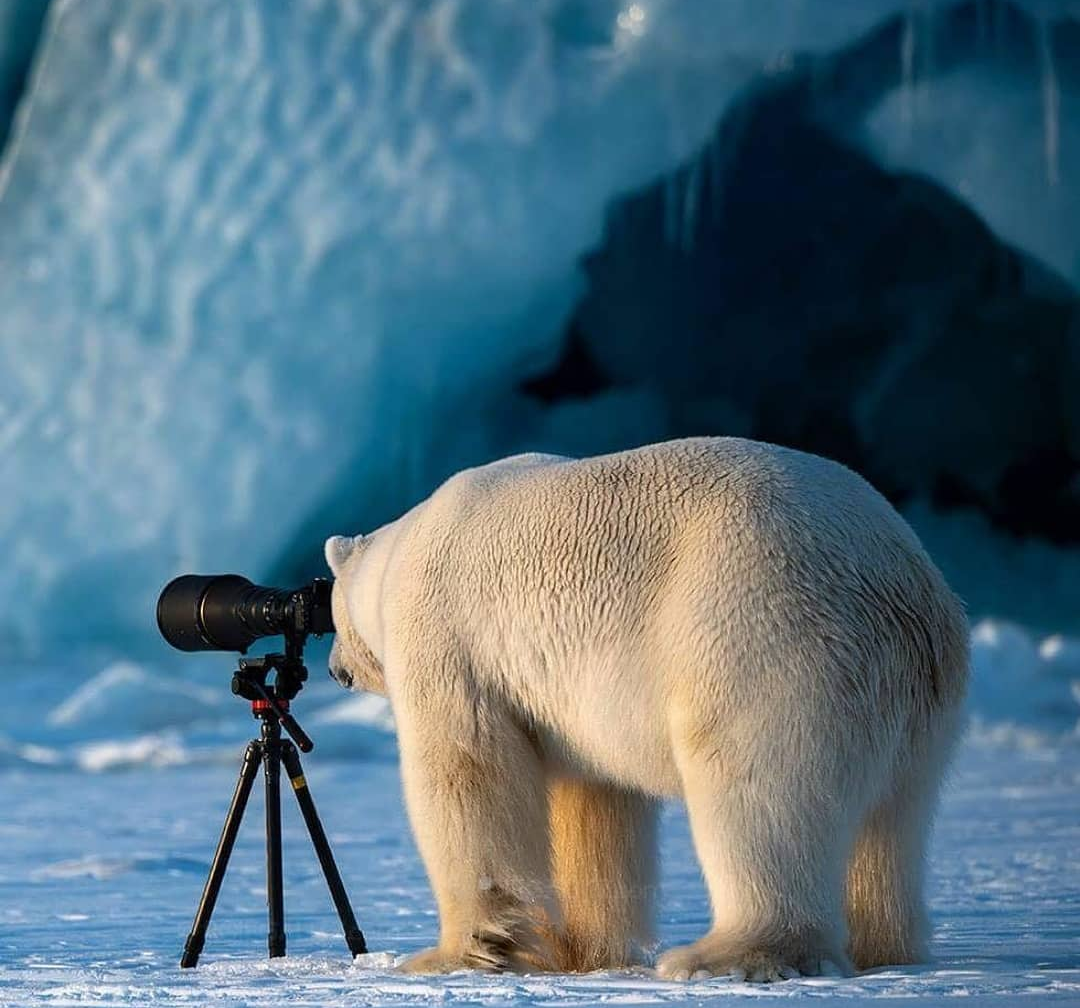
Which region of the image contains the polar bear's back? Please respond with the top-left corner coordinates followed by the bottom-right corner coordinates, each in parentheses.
top-left (422, 437), bottom-right (926, 584)
top-left (385, 438), bottom-right (967, 791)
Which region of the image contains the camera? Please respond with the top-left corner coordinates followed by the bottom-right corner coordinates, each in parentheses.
top-left (157, 574), bottom-right (333, 653)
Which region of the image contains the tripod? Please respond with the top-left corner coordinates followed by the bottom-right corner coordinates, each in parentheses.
top-left (180, 636), bottom-right (367, 967)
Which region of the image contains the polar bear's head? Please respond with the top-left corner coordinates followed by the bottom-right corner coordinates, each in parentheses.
top-left (324, 534), bottom-right (387, 695)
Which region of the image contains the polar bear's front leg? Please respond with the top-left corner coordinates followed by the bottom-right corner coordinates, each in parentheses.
top-left (392, 658), bottom-right (556, 974)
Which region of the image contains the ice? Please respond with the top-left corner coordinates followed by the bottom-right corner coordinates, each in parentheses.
top-left (71, 732), bottom-right (191, 773)
top-left (47, 662), bottom-right (222, 733)
top-left (1, 0), bottom-right (1076, 665)
top-left (0, 643), bottom-right (399, 772)
top-left (0, 0), bottom-right (47, 149)
top-left (969, 619), bottom-right (1080, 742)
top-left (0, 0), bottom-right (747, 656)
top-left (856, 3), bottom-right (1080, 287)
top-left (0, 610), bottom-right (1075, 781)
top-left (1037, 14), bottom-right (1060, 188)
top-left (903, 500), bottom-right (1080, 640)
top-left (1, 743), bottom-right (1078, 1006)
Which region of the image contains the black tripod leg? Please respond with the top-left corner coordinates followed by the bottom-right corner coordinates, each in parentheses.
top-left (281, 741), bottom-right (368, 956)
top-left (263, 724), bottom-right (287, 958)
top-left (181, 740), bottom-right (261, 968)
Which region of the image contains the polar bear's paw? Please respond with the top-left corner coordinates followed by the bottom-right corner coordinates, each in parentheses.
top-left (656, 936), bottom-right (845, 983)
top-left (398, 898), bottom-right (556, 975)
top-left (398, 936), bottom-right (552, 975)
top-left (398, 946), bottom-right (471, 974)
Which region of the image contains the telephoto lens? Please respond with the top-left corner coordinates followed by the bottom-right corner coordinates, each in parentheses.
top-left (157, 574), bottom-right (333, 652)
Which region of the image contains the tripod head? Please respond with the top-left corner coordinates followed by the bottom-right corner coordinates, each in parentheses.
top-left (230, 628), bottom-right (314, 752)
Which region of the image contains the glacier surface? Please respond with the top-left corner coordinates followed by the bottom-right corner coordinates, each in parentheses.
top-left (0, 0), bottom-right (737, 654)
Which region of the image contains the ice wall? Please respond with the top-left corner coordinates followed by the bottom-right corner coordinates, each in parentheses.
top-left (0, 0), bottom-right (1076, 663)
top-left (523, 0), bottom-right (1080, 629)
top-left (0, 0), bottom-right (741, 654)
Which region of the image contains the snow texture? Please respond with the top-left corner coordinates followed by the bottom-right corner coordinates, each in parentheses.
top-left (1, 741), bottom-right (1078, 1007)
top-left (0, 619), bottom-right (1077, 1003)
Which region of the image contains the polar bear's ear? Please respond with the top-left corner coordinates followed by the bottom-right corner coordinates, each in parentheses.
top-left (324, 535), bottom-right (363, 577)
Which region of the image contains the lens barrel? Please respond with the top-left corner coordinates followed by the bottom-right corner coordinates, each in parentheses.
top-left (156, 574), bottom-right (331, 653)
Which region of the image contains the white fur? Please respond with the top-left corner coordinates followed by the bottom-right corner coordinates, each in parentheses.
top-left (326, 437), bottom-right (968, 980)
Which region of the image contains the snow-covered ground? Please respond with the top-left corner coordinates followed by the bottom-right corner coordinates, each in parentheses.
top-left (1, 741), bottom-right (1078, 1007)
top-left (1, 619), bottom-right (1078, 1007)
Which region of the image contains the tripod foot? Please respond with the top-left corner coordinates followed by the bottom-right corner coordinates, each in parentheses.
top-left (269, 930), bottom-right (287, 958)
top-left (180, 933), bottom-right (204, 969)
top-left (345, 926), bottom-right (368, 957)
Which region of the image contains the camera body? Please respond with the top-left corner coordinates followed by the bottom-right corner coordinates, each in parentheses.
top-left (157, 574), bottom-right (333, 653)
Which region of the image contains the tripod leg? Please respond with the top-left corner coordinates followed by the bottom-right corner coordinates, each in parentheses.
top-left (263, 723), bottom-right (287, 958)
top-left (281, 740), bottom-right (368, 956)
top-left (181, 740), bottom-right (261, 968)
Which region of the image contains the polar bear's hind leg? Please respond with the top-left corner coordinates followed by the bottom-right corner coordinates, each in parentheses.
top-left (656, 759), bottom-right (856, 980)
top-left (657, 681), bottom-right (867, 982)
top-left (845, 707), bottom-right (963, 969)
top-left (845, 571), bottom-right (968, 971)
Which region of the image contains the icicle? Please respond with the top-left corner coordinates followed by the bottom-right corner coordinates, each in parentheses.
top-left (712, 105), bottom-right (748, 225)
top-left (710, 130), bottom-right (726, 224)
top-left (900, 4), bottom-right (916, 129)
top-left (681, 157), bottom-right (702, 255)
top-left (921, 1), bottom-right (936, 98)
top-left (663, 171), bottom-right (681, 248)
top-left (1037, 15), bottom-right (1060, 188)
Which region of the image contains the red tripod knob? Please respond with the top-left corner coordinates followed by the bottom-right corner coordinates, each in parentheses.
top-left (252, 697), bottom-right (289, 714)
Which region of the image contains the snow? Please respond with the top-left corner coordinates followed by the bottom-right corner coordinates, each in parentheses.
top-left (903, 503), bottom-right (1080, 641)
top-left (0, 619), bottom-right (1077, 1005)
top-left (0, 617), bottom-right (1075, 778)
top-left (0, 617), bottom-right (1073, 787)
top-left (1, 741), bottom-right (1078, 1007)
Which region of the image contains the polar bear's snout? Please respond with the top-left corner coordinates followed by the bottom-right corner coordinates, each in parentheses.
top-left (327, 638), bottom-right (353, 689)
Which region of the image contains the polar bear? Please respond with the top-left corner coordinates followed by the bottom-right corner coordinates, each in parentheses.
top-left (325, 437), bottom-right (968, 981)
